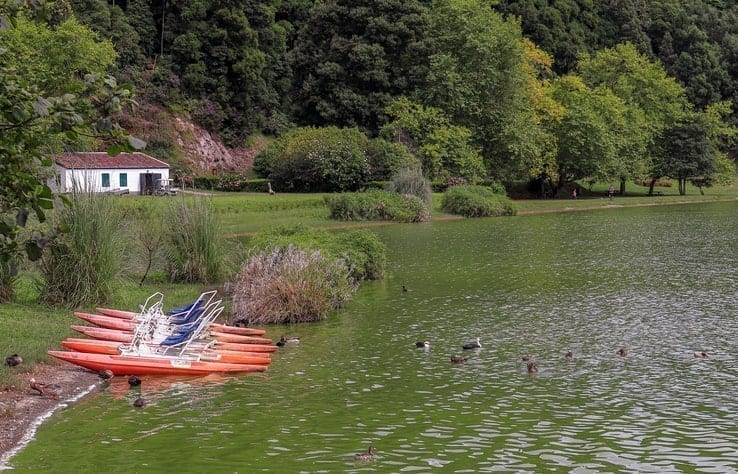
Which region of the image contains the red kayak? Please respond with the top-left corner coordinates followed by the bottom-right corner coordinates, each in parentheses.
top-left (209, 331), bottom-right (273, 345)
top-left (213, 341), bottom-right (278, 353)
top-left (60, 338), bottom-right (271, 365)
top-left (209, 323), bottom-right (266, 336)
top-left (48, 350), bottom-right (268, 376)
top-left (95, 307), bottom-right (138, 320)
top-left (71, 325), bottom-right (134, 342)
top-left (75, 312), bottom-right (139, 331)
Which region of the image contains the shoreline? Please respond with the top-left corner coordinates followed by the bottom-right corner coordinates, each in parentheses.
top-left (1, 195), bottom-right (736, 463)
top-left (0, 363), bottom-right (100, 466)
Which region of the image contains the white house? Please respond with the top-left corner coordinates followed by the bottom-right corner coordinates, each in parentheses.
top-left (53, 152), bottom-right (171, 195)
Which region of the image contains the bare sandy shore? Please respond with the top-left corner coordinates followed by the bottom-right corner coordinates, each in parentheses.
top-left (0, 363), bottom-right (100, 467)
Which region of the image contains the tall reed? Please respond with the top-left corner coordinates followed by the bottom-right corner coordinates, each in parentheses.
top-left (387, 167), bottom-right (433, 207)
top-left (232, 245), bottom-right (357, 324)
top-left (38, 190), bottom-right (124, 307)
top-left (165, 196), bottom-right (226, 283)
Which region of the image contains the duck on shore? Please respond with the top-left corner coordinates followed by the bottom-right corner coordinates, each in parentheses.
top-left (5, 354), bottom-right (22, 367)
top-left (98, 369), bottom-right (114, 380)
top-left (29, 378), bottom-right (61, 399)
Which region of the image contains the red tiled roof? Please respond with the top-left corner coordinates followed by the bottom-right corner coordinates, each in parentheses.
top-left (55, 152), bottom-right (169, 170)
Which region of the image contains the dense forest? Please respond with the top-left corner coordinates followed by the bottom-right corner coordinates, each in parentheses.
top-left (3, 0), bottom-right (738, 193)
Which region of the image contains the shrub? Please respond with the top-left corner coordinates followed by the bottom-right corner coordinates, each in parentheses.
top-left (249, 224), bottom-right (386, 281)
top-left (38, 190), bottom-right (124, 307)
top-left (365, 138), bottom-right (420, 181)
top-left (252, 126), bottom-right (370, 192)
top-left (232, 245), bottom-right (357, 324)
top-left (192, 175), bottom-right (219, 190)
top-left (441, 185), bottom-right (516, 217)
top-left (164, 197), bottom-right (227, 283)
top-left (387, 168), bottom-right (433, 207)
top-left (326, 190), bottom-right (431, 223)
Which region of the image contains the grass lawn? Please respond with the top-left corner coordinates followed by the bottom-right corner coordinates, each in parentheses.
top-left (1, 178), bottom-right (736, 386)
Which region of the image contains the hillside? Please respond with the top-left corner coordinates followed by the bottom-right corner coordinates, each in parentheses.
top-left (119, 103), bottom-right (262, 176)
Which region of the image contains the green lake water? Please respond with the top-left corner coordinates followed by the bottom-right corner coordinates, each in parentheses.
top-left (5, 202), bottom-right (738, 473)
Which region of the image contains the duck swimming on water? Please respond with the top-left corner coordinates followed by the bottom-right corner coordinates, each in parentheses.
top-left (521, 353), bottom-right (532, 361)
top-left (693, 351), bottom-right (708, 358)
top-left (617, 348), bottom-right (628, 357)
top-left (450, 355), bottom-right (468, 364)
top-left (355, 445), bottom-right (376, 461)
top-left (276, 335), bottom-right (300, 347)
top-left (415, 341), bottom-right (429, 348)
top-left (462, 337), bottom-right (482, 350)
top-left (565, 351), bottom-right (573, 360)
top-left (128, 375), bottom-right (142, 387)
top-left (526, 362), bottom-right (539, 373)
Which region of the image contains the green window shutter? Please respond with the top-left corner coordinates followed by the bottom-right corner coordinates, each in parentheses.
top-left (102, 173), bottom-right (110, 188)
top-left (120, 173), bottom-right (128, 187)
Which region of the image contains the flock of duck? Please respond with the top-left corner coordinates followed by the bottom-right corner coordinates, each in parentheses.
top-left (414, 339), bottom-right (709, 374)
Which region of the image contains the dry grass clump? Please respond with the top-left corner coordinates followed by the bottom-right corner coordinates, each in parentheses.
top-left (232, 245), bottom-right (357, 324)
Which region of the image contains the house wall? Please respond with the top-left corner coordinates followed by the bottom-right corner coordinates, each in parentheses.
top-left (54, 168), bottom-right (169, 194)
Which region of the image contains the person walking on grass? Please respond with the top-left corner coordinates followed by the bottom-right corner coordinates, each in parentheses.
top-left (608, 185), bottom-right (615, 200)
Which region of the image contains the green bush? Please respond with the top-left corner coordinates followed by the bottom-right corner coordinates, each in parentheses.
top-left (193, 175), bottom-right (219, 190)
top-left (252, 126), bottom-right (370, 192)
top-left (232, 245), bottom-right (357, 324)
top-left (326, 190), bottom-right (431, 223)
top-left (387, 167), bottom-right (433, 206)
top-left (249, 223), bottom-right (386, 281)
top-left (242, 178), bottom-right (270, 193)
top-left (365, 138), bottom-right (420, 181)
top-left (441, 185), bottom-right (517, 217)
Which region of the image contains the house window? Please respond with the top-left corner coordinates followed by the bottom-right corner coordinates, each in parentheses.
top-left (120, 173), bottom-right (128, 187)
top-left (101, 173), bottom-right (110, 188)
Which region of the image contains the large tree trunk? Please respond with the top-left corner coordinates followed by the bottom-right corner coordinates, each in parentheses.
top-left (619, 177), bottom-right (626, 196)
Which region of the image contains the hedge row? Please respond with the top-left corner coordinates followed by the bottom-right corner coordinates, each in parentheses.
top-left (441, 185), bottom-right (516, 217)
top-left (192, 175), bottom-right (270, 192)
top-left (325, 190), bottom-right (431, 223)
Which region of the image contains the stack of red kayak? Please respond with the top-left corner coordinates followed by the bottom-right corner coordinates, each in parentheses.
top-left (49, 291), bottom-right (276, 376)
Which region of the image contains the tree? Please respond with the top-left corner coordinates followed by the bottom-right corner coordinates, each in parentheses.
top-left (658, 111), bottom-right (718, 195)
top-left (0, 7), bottom-right (142, 301)
top-left (577, 43), bottom-right (690, 193)
top-left (547, 75), bottom-right (629, 194)
top-left (380, 98), bottom-right (484, 181)
top-left (422, 0), bottom-right (548, 183)
top-left (290, 0), bottom-right (430, 135)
